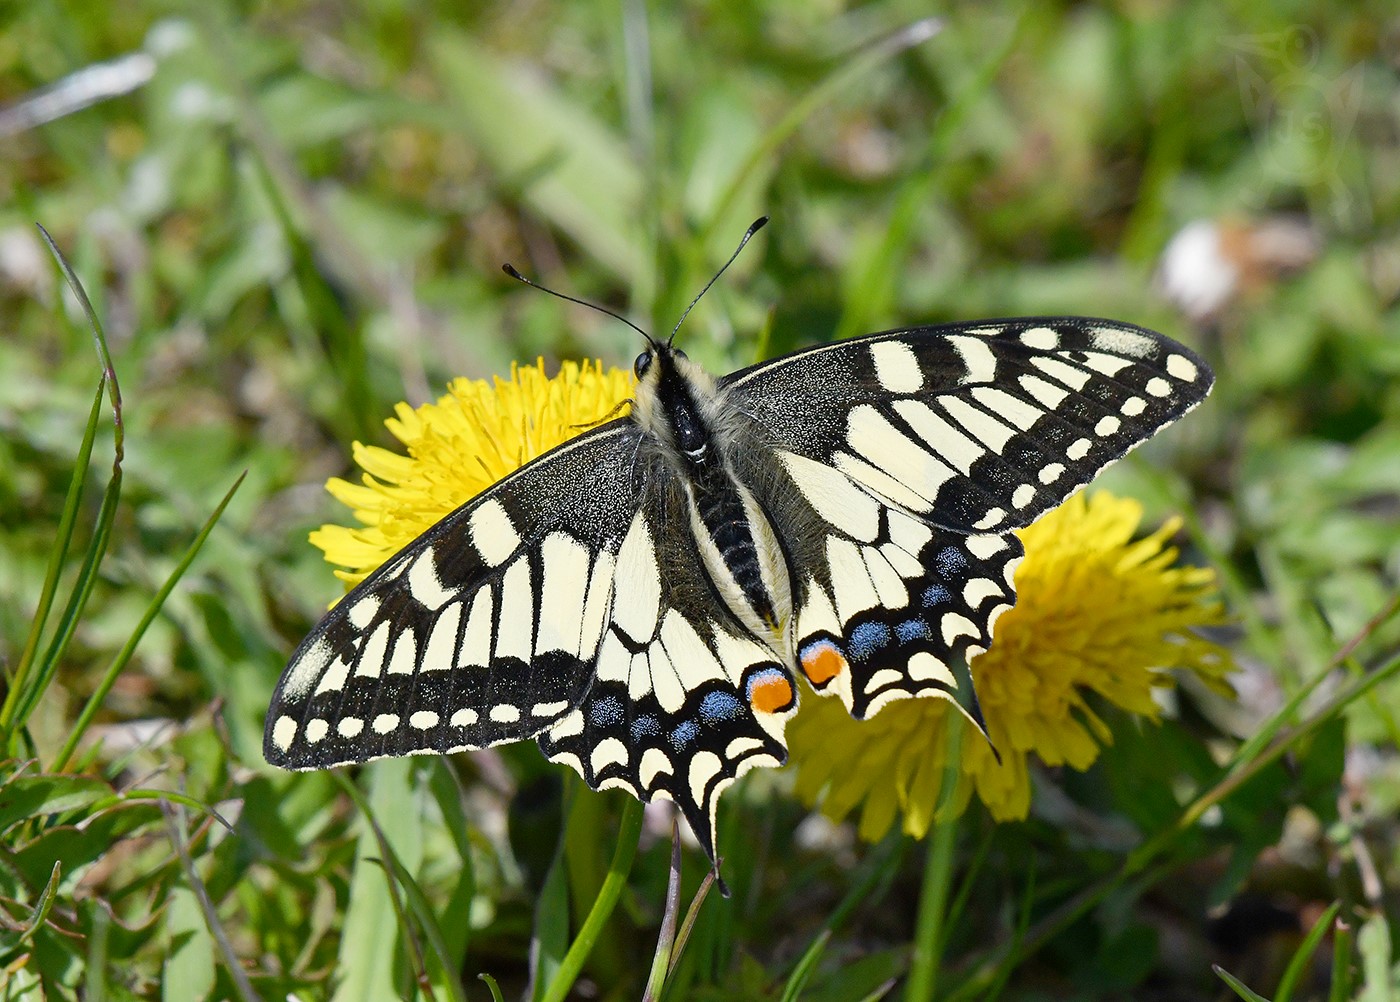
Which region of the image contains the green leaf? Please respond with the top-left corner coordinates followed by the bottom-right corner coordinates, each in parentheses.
top-left (428, 31), bottom-right (644, 281)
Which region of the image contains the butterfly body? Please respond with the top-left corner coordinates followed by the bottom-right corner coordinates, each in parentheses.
top-left (266, 316), bottom-right (1212, 865)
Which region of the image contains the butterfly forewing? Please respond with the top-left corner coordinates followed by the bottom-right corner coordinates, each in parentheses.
top-left (722, 318), bottom-right (1213, 534)
top-left (265, 421), bottom-right (642, 769)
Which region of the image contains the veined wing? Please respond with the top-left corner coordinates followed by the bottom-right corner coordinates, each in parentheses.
top-left (536, 480), bottom-right (798, 865)
top-left (264, 419), bottom-right (643, 769)
top-left (721, 317), bottom-right (1213, 535)
top-left (723, 317), bottom-right (1211, 722)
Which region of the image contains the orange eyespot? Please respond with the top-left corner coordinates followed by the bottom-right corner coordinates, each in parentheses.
top-left (746, 669), bottom-right (795, 715)
top-left (800, 640), bottom-right (847, 686)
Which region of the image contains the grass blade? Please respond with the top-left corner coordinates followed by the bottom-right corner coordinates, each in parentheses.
top-left (50, 471), bottom-right (247, 772)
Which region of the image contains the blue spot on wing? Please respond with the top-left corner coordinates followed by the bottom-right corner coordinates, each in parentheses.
top-left (897, 618), bottom-right (930, 643)
top-left (631, 715), bottom-right (661, 740)
top-left (699, 690), bottom-right (743, 723)
top-left (935, 546), bottom-right (968, 576)
top-left (922, 583), bottom-right (952, 607)
top-left (590, 695), bottom-right (623, 727)
top-left (671, 719), bottom-right (699, 749)
top-left (848, 621), bottom-right (892, 661)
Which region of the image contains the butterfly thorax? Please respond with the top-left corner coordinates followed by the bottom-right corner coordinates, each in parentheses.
top-left (632, 345), bottom-right (792, 646)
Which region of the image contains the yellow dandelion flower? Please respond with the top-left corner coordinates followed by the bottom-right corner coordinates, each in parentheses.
top-left (311, 359), bottom-right (634, 590)
top-left (786, 491), bottom-right (1232, 842)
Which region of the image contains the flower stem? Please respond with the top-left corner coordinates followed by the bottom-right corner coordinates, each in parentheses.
top-left (540, 797), bottom-right (645, 1002)
top-left (905, 816), bottom-right (959, 1002)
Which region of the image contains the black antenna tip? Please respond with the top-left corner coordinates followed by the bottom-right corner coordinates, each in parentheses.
top-left (749, 216), bottom-right (769, 234)
top-left (502, 263), bottom-right (525, 281)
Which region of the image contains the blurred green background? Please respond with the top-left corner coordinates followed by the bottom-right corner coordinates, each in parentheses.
top-left (2, 1), bottom-right (1398, 1000)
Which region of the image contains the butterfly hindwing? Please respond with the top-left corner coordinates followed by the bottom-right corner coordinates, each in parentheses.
top-left (536, 488), bottom-right (797, 862)
top-left (264, 421), bottom-right (643, 768)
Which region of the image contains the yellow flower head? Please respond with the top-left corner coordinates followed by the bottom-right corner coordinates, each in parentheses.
top-left (311, 359), bottom-right (634, 589)
top-left (786, 491), bottom-right (1232, 841)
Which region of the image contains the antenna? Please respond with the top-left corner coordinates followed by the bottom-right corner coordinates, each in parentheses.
top-left (502, 263), bottom-right (657, 345)
top-left (668, 216), bottom-right (769, 344)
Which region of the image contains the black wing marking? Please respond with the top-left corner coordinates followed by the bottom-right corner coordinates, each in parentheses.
top-left (721, 317), bottom-right (1213, 535)
top-left (535, 485), bottom-right (797, 866)
top-left (264, 420), bottom-right (643, 768)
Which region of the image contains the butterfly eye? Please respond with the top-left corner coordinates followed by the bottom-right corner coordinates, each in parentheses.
top-left (634, 351), bottom-right (653, 377)
top-left (673, 348), bottom-right (688, 361)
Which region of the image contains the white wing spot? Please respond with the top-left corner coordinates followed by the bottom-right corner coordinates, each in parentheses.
top-left (847, 405), bottom-right (956, 499)
top-left (338, 717), bottom-right (364, 738)
top-left (940, 613), bottom-right (979, 645)
top-left (1090, 326), bottom-right (1155, 357)
top-left (1095, 415), bottom-right (1121, 436)
top-left (372, 713), bottom-right (399, 734)
top-left (407, 551), bottom-right (455, 611)
top-left (1012, 483), bottom-right (1036, 509)
top-left (1030, 355), bottom-right (1091, 391)
top-left (940, 397), bottom-right (1016, 454)
top-left (966, 535), bottom-right (1007, 560)
top-left (532, 700), bottom-right (569, 717)
top-left (1081, 351), bottom-right (1134, 376)
top-left (1019, 374), bottom-right (1069, 409)
top-left (870, 341), bottom-right (924, 392)
top-left (355, 623), bottom-right (390, 679)
top-left (688, 751), bottom-right (723, 805)
top-left (1038, 462), bottom-right (1065, 485)
top-left (1020, 326), bottom-right (1059, 350)
top-left (495, 559), bottom-right (535, 661)
top-left (470, 499), bottom-right (521, 566)
top-left (1067, 437), bottom-right (1092, 461)
top-left (410, 710), bottom-right (439, 729)
top-left (972, 507), bottom-right (1006, 530)
top-left (282, 638), bottom-right (332, 701)
top-left (1166, 354), bottom-right (1198, 381)
top-left (639, 747), bottom-right (673, 789)
top-left (348, 595), bottom-right (380, 630)
top-left (591, 737), bottom-right (628, 774)
top-left (452, 708), bottom-right (479, 726)
top-left (725, 736), bottom-right (764, 759)
top-left (314, 656), bottom-right (351, 697)
top-left (948, 336), bottom-right (998, 384)
top-left (306, 718), bottom-right (329, 743)
top-left (272, 716), bottom-right (297, 751)
top-left (1121, 396), bottom-right (1147, 417)
top-left (963, 578), bottom-right (1002, 607)
top-left (908, 651), bottom-right (955, 685)
top-left (1146, 377), bottom-right (1172, 397)
top-left (536, 533), bottom-right (592, 657)
top-left (489, 704), bottom-right (521, 724)
top-left (386, 631), bottom-right (418, 675)
top-left (422, 602), bottom-right (461, 673)
top-left (971, 386), bottom-right (1043, 431)
top-left (612, 512), bottom-right (661, 643)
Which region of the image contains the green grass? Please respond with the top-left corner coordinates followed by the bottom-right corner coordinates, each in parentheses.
top-left (3, 1), bottom-right (1399, 999)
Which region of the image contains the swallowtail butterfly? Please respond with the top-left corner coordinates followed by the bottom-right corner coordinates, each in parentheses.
top-left (265, 220), bottom-right (1212, 871)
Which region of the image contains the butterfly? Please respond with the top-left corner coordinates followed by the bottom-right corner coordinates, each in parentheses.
top-left (264, 221), bottom-right (1213, 874)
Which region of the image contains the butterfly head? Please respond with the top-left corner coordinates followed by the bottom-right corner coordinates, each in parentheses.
top-left (630, 340), bottom-right (722, 463)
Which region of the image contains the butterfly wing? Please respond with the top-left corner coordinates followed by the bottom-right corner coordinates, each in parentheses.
top-left (264, 420), bottom-right (645, 768)
top-left (721, 317), bottom-right (1213, 720)
top-left (266, 416), bottom-right (798, 866)
top-left (535, 484), bottom-right (797, 865)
